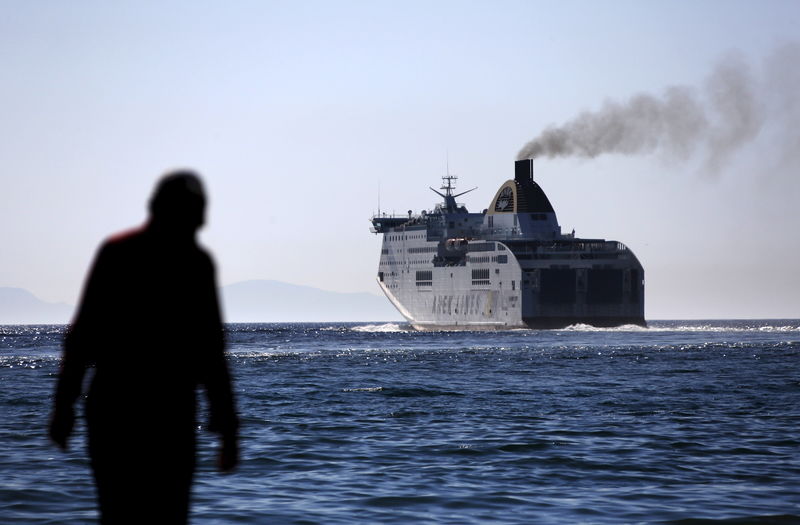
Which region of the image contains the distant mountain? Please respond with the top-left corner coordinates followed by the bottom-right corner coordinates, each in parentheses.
top-left (0, 281), bottom-right (402, 325)
top-left (221, 280), bottom-right (401, 322)
top-left (0, 287), bottom-right (73, 325)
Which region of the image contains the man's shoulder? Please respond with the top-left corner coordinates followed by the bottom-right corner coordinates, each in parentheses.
top-left (98, 227), bottom-right (215, 269)
top-left (102, 227), bottom-right (146, 252)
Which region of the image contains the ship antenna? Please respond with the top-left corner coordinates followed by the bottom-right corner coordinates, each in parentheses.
top-left (441, 173), bottom-right (457, 196)
top-left (430, 155), bottom-right (476, 205)
top-left (432, 157), bottom-right (458, 199)
top-left (430, 177), bottom-right (458, 199)
top-left (443, 153), bottom-right (457, 197)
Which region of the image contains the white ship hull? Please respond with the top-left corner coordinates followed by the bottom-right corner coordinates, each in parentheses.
top-left (377, 244), bottom-right (524, 330)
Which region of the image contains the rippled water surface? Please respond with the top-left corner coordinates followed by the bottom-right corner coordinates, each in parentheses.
top-left (2, 320), bottom-right (799, 524)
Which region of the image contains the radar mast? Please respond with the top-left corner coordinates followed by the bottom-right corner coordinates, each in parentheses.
top-left (429, 162), bottom-right (477, 212)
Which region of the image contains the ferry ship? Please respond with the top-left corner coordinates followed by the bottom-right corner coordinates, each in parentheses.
top-left (370, 159), bottom-right (645, 329)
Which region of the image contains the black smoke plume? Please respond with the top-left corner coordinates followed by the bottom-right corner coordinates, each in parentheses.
top-left (517, 44), bottom-right (800, 174)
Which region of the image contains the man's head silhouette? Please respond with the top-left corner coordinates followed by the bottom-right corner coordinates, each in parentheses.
top-left (149, 170), bottom-right (206, 235)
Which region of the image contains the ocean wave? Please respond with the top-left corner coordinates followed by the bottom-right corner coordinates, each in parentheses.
top-left (561, 323), bottom-right (650, 332)
top-left (655, 324), bottom-right (800, 333)
top-left (0, 355), bottom-right (58, 368)
top-left (351, 323), bottom-right (407, 333)
top-left (342, 386), bottom-right (384, 392)
top-left (560, 322), bottom-right (800, 333)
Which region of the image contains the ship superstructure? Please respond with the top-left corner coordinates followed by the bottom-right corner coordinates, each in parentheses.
top-left (370, 159), bottom-right (645, 329)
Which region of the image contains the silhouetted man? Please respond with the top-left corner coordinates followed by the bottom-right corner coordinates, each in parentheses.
top-left (50, 171), bottom-right (238, 524)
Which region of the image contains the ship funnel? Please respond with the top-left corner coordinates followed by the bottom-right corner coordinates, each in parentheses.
top-left (515, 159), bottom-right (533, 183)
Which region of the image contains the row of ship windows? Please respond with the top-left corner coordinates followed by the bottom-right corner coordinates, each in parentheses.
top-left (416, 280), bottom-right (516, 288)
top-left (384, 242), bottom-right (508, 253)
top-left (416, 268), bottom-right (510, 290)
top-left (416, 269), bottom-right (504, 281)
top-left (380, 259), bottom-right (432, 266)
top-left (382, 246), bottom-right (438, 255)
top-left (384, 239), bottom-right (509, 250)
top-left (381, 258), bottom-right (506, 267)
top-left (381, 258), bottom-right (508, 267)
top-left (415, 270), bottom-right (433, 287)
top-left (381, 269), bottom-right (517, 290)
top-left (386, 233), bottom-right (425, 242)
top-left (467, 255), bottom-right (508, 264)
top-left (408, 246), bottom-right (438, 254)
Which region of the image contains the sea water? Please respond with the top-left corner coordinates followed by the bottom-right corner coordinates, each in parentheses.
top-left (1, 320), bottom-right (799, 524)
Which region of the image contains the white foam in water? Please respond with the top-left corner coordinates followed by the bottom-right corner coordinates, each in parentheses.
top-left (561, 323), bottom-right (649, 332)
top-left (348, 322), bottom-right (800, 333)
top-left (352, 323), bottom-right (405, 333)
top-left (561, 322), bottom-right (800, 333)
top-left (658, 324), bottom-right (800, 333)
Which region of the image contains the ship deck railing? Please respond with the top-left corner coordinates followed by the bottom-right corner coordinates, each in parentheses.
top-left (501, 239), bottom-right (631, 254)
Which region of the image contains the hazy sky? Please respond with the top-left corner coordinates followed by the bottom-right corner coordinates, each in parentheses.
top-left (1, 0), bottom-right (798, 319)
